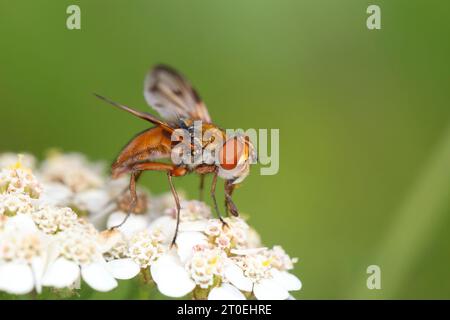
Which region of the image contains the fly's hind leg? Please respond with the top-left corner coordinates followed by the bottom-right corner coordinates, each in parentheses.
top-left (109, 171), bottom-right (141, 229)
top-left (111, 161), bottom-right (186, 247)
top-left (103, 171), bottom-right (142, 214)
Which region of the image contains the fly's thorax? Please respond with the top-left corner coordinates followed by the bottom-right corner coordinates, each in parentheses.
top-left (171, 122), bottom-right (226, 167)
top-left (170, 123), bottom-right (257, 182)
top-left (199, 124), bottom-right (226, 166)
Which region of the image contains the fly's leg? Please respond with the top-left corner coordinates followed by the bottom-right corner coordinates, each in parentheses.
top-left (167, 172), bottom-right (181, 248)
top-left (224, 180), bottom-right (239, 217)
top-left (199, 174), bottom-right (205, 201)
top-left (211, 169), bottom-right (228, 227)
top-left (109, 171), bottom-right (139, 229)
top-left (103, 171), bottom-right (142, 212)
top-left (111, 161), bottom-right (186, 247)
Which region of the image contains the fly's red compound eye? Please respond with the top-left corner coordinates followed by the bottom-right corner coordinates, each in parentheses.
top-left (219, 137), bottom-right (245, 170)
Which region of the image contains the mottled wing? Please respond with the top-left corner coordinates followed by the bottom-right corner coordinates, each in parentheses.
top-left (144, 65), bottom-right (212, 125)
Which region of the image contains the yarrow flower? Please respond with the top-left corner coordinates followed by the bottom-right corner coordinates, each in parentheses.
top-left (30, 206), bottom-right (78, 234)
top-left (206, 217), bottom-right (250, 249)
top-left (128, 230), bottom-right (165, 268)
top-left (0, 154), bottom-right (140, 295)
top-left (0, 163), bottom-right (42, 198)
top-left (0, 153), bottom-right (36, 170)
top-left (0, 152), bottom-right (302, 299)
top-left (0, 193), bottom-right (35, 216)
top-left (39, 151), bottom-right (104, 193)
top-left (187, 245), bottom-right (226, 289)
top-left (147, 216), bottom-right (301, 300)
top-left (165, 200), bottom-right (211, 222)
top-left (0, 214), bottom-right (47, 295)
top-left (41, 224), bottom-right (140, 292)
top-left (222, 247), bottom-right (301, 300)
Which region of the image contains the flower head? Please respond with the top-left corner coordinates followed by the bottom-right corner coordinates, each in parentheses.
top-left (0, 215), bottom-right (45, 264)
top-left (54, 226), bottom-right (99, 265)
top-left (0, 153), bottom-right (36, 170)
top-left (39, 152), bottom-right (104, 192)
top-left (187, 245), bottom-right (226, 289)
top-left (99, 229), bottom-right (129, 261)
top-left (0, 193), bottom-right (35, 216)
top-left (204, 217), bottom-right (249, 250)
top-left (164, 200), bottom-right (211, 222)
top-left (222, 248), bottom-right (302, 300)
top-left (128, 230), bottom-right (165, 268)
top-left (0, 165), bottom-right (42, 198)
top-left (0, 214), bottom-right (48, 295)
top-left (30, 206), bottom-right (78, 234)
top-left (266, 245), bottom-right (298, 271)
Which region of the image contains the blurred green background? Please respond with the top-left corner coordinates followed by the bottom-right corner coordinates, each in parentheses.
top-left (0, 0), bottom-right (449, 299)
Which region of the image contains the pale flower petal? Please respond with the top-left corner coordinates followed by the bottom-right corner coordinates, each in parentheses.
top-left (208, 283), bottom-right (246, 300)
top-left (179, 220), bottom-right (208, 232)
top-left (148, 216), bottom-right (176, 244)
top-left (150, 253), bottom-right (195, 298)
top-left (175, 231), bottom-right (208, 263)
top-left (0, 263), bottom-right (34, 295)
top-left (106, 258), bottom-right (140, 280)
top-left (81, 262), bottom-right (118, 292)
top-left (31, 257), bottom-right (45, 293)
top-left (39, 182), bottom-right (73, 206)
top-left (230, 247), bottom-right (268, 256)
top-left (97, 229), bottom-right (124, 254)
top-left (107, 211), bottom-right (147, 239)
top-left (75, 189), bottom-right (110, 213)
top-left (42, 257), bottom-right (80, 288)
top-left (271, 269), bottom-right (302, 291)
top-left (150, 252), bottom-right (177, 283)
top-left (5, 214), bottom-right (38, 233)
top-left (253, 279), bottom-right (289, 300)
top-left (223, 263), bottom-right (253, 292)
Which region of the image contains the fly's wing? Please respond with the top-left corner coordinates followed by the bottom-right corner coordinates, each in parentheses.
top-left (144, 65), bottom-right (212, 125)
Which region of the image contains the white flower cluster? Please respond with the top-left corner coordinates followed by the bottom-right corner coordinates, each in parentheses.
top-left (0, 154), bottom-right (140, 295)
top-left (0, 152), bottom-right (301, 300)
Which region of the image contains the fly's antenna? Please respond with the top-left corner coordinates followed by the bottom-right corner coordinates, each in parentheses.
top-left (94, 93), bottom-right (174, 133)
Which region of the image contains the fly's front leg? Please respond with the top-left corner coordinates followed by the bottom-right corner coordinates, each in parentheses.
top-left (211, 169), bottom-right (228, 226)
top-left (225, 180), bottom-right (239, 217)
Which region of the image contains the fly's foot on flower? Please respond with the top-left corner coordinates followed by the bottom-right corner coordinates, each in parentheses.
top-left (170, 235), bottom-right (178, 249)
top-left (108, 212), bottom-right (132, 231)
top-left (219, 217), bottom-right (230, 229)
